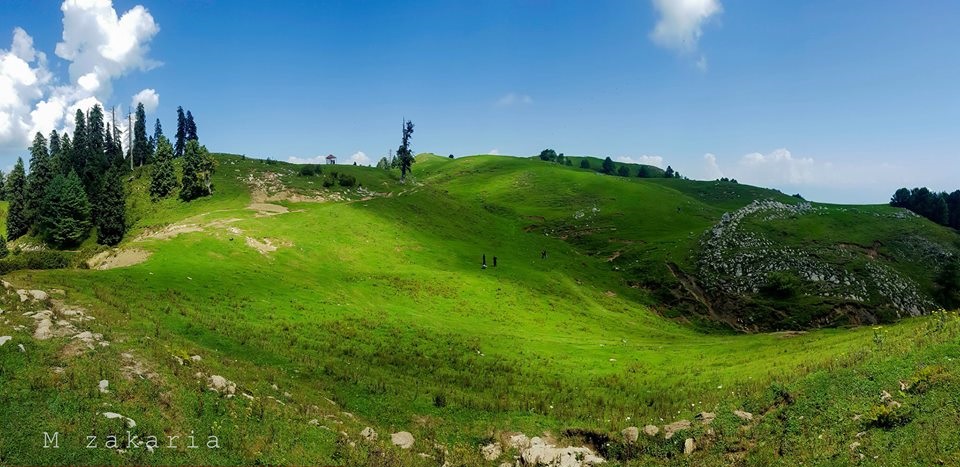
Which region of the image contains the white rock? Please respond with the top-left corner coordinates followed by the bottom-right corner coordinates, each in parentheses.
top-left (643, 425), bottom-right (659, 436)
top-left (521, 440), bottom-right (605, 466)
top-left (733, 410), bottom-right (753, 421)
top-left (391, 431), bottom-right (415, 449)
top-left (509, 433), bottom-right (531, 449)
top-left (17, 344), bottom-right (25, 352)
top-left (101, 412), bottom-right (136, 428)
top-left (684, 438), bottom-right (695, 455)
top-left (208, 375), bottom-right (237, 395)
top-left (621, 426), bottom-right (639, 444)
top-left (190, 355), bottom-right (202, 361)
top-left (0, 336), bottom-right (11, 346)
top-left (361, 426), bottom-right (377, 441)
top-left (481, 442), bottom-right (502, 460)
top-left (98, 380), bottom-right (109, 393)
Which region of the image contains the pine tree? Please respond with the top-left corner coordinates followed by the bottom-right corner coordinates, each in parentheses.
top-left (84, 104), bottom-right (108, 193)
top-left (37, 171), bottom-right (91, 248)
top-left (617, 165), bottom-right (630, 177)
top-left (154, 118), bottom-right (163, 142)
top-left (637, 166), bottom-right (649, 178)
top-left (601, 157), bottom-right (615, 174)
top-left (49, 130), bottom-right (61, 157)
top-left (396, 119), bottom-right (415, 180)
top-left (580, 159), bottom-right (590, 169)
top-left (665, 166), bottom-right (675, 178)
top-left (180, 140), bottom-right (215, 201)
top-left (70, 109), bottom-right (87, 177)
top-left (26, 132), bottom-right (54, 226)
top-left (132, 102), bottom-right (150, 167)
top-left (0, 170), bottom-right (5, 201)
top-left (175, 106), bottom-right (186, 157)
top-left (94, 166), bottom-right (126, 246)
top-left (0, 234), bottom-right (8, 259)
top-left (6, 158), bottom-right (29, 241)
top-left (185, 110), bottom-right (198, 141)
top-left (150, 136), bottom-right (178, 199)
top-left (57, 133), bottom-right (72, 176)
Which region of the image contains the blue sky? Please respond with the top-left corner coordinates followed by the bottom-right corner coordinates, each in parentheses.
top-left (1, 0), bottom-right (958, 203)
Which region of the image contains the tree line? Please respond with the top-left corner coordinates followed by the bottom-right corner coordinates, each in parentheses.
top-left (539, 149), bottom-right (682, 179)
top-left (0, 103), bottom-right (214, 250)
top-left (889, 187), bottom-right (960, 229)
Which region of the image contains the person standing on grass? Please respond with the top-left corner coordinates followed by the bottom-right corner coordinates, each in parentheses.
top-left (493, 256), bottom-right (498, 267)
top-left (482, 254), bottom-right (487, 269)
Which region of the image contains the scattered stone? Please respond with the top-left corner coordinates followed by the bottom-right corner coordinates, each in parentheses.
top-left (190, 355), bottom-right (202, 362)
top-left (520, 437), bottom-right (605, 465)
top-left (0, 336), bottom-right (11, 346)
top-left (663, 420), bottom-right (691, 439)
top-left (899, 380), bottom-right (910, 391)
top-left (850, 441), bottom-right (861, 451)
top-left (101, 412), bottom-right (136, 428)
top-left (643, 425), bottom-right (660, 437)
top-left (695, 412), bottom-right (716, 425)
top-left (508, 433), bottom-right (531, 449)
top-left (481, 442), bottom-right (502, 460)
top-left (361, 427), bottom-right (377, 441)
top-left (621, 426), bottom-right (639, 444)
top-left (208, 375), bottom-right (237, 395)
top-left (733, 410), bottom-right (753, 421)
top-left (684, 438), bottom-right (696, 455)
top-left (391, 431), bottom-right (415, 449)
top-left (308, 419), bottom-right (320, 426)
top-left (98, 380), bottom-right (109, 394)
top-left (17, 344), bottom-right (25, 352)
top-left (34, 318), bottom-right (54, 340)
top-left (880, 390), bottom-right (892, 402)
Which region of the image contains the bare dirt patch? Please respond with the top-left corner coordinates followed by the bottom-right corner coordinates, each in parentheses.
top-left (135, 224), bottom-right (203, 241)
top-left (247, 203), bottom-right (289, 216)
top-left (245, 237), bottom-right (278, 255)
top-left (87, 249), bottom-right (152, 270)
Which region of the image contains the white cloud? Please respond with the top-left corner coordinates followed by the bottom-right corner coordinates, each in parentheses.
top-left (347, 151), bottom-right (370, 166)
top-left (650, 0), bottom-right (722, 65)
top-left (56, 0), bottom-right (160, 97)
top-left (131, 88), bottom-right (158, 113)
top-left (287, 155), bottom-right (327, 165)
top-left (494, 93), bottom-right (533, 108)
top-left (702, 153), bottom-right (723, 179)
top-left (488, 148), bottom-right (500, 155)
top-left (615, 155), bottom-right (664, 168)
top-left (286, 152), bottom-right (370, 166)
top-left (0, 0), bottom-right (160, 154)
top-left (738, 148), bottom-right (817, 185)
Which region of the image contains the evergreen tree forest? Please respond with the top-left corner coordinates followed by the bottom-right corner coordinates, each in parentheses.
top-left (2, 103), bottom-right (213, 249)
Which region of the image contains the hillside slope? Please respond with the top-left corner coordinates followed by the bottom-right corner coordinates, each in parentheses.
top-left (0, 153), bottom-right (958, 466)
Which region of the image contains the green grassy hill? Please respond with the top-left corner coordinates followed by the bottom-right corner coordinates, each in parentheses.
top-left (1, 153), bottom-right (958, 466)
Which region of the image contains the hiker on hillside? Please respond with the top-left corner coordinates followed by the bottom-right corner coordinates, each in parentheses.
top-left (493, 256), bottom-right (498, 267)
top-left (541, 250), bottom-right (547, 260)
top-left (482, 254), bottom-right (487, 269)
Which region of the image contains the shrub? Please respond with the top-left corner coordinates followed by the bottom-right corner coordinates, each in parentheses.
top-left (0, 250), bottom-right (73, 274)
top-left (432, 392), bottom-right (447, 408)
top-left (337, 174), bottom-right (357, 187)
top-left (907, 365), bottom-right (950, 394)
top-left (866, 403), bottom-right (911, 429)
top-left (298, 164), bottom-right (322, 177)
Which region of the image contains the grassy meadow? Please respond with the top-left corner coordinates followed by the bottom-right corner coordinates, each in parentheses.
top-left (0, 153), bottom-right (958, 465)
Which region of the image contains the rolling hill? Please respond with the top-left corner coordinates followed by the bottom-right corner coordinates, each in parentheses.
top-left (0, 153), bottom-right (958, 466)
